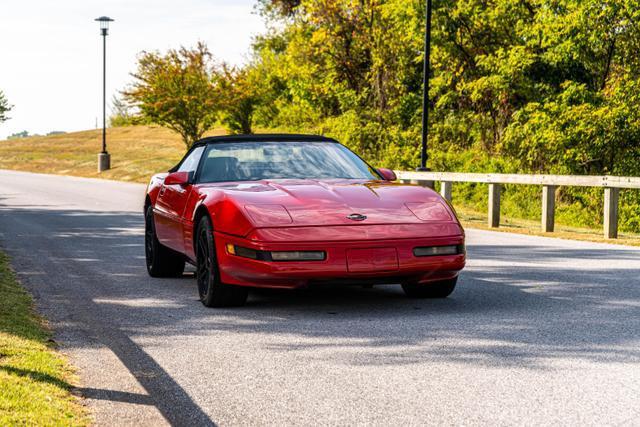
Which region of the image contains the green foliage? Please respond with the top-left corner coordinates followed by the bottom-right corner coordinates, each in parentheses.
top-left (215, 66), bottom-right (260, 134)
top-left (8, 131), bottom-right (30, 140)
top-left (124, 43), bottom-right (220, 148)
top-left (0, 90), bottom-right (12, 124)
top-left (256, 0), bottom-right (301, 18)
top-left (247, 0), bottom-right (640, 232)
top-left (123, 43), bottom-right (268, 140)
top-left (109, 95), bottom-right (150, 127)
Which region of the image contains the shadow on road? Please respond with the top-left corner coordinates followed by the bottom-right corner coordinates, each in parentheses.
top-left (0, 205), bottom-right (215, 426)
top-left (1, 204), bottom-right (640, 423)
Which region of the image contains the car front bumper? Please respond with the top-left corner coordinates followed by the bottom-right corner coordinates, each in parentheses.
top-left (214, 226), bottom-right (465, 288)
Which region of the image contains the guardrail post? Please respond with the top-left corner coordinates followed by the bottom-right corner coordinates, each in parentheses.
top-left (488, 183), bottom-right (501, 228)
top-left (542, 185), bottom-right (556, 232)
top-left (604, 187), bottom-right (620, 239)
top-left (440, 181), bottom-right (452, 202)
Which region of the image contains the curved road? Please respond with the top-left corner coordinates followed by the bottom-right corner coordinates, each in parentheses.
top-left (0, 169), bottom-right (639, 426)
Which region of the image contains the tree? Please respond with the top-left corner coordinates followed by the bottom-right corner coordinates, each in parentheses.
top-left (257, 0), bottom-right (301, 18)
top-left (216, 65), bottom-right (260, 134)
top-left (109, 95), bottom-right (135, 127)
top-left (253, 0), bottom-right (640, 169)
top-left (124, 43), bottom-right (219, 148)
top-left (249, 0), bottom-right (640, 232)
top-left (8, 131), bottom-right (29, 139)
top-left (0, 90), bottom-right (12, 124)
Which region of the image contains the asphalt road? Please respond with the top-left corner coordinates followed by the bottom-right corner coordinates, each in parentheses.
top-left (0, 169), bottom-right (639, 426)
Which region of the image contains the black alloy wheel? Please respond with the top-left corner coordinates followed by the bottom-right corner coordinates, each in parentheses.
top-left (195, 215), bottom-right (248, 307)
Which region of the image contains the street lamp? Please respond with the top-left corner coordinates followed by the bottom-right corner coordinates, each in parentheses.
top-left (95, 16), bottom-right (114, 172)
top-left (417, 0), bottom-right (432, 172)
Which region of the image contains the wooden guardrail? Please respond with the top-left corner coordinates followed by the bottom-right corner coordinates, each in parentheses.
top-left (395, 171), bottom-right (640, 239)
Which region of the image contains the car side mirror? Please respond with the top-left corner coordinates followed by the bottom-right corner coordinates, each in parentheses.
top-left (377, 168), bottom-right (397, 181)
top-left (164, 171), bottom-right (192, 186)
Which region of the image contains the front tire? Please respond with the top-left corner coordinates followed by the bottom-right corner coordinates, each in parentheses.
top-left (402, 277), bottom-right (457, 299)
top-left (145, 205), bottom-right (185, 277)
top-left (196, 216), bottom-right (248, 308)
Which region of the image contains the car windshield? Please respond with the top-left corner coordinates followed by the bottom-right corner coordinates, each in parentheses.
top-left (197, 141), bottom-right (380, 183)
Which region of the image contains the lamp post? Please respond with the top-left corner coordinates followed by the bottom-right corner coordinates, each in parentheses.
top-left (417, 0), bottom-right (432, 172)
top-left (95, 16), bottom-right (114, 172)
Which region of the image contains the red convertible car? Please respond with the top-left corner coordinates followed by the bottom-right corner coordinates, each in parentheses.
top-left (145, 134), bottom-right (465, 307)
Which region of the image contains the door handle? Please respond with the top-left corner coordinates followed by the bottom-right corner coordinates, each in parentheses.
top-left (159, 187), bottom-right (166, 197)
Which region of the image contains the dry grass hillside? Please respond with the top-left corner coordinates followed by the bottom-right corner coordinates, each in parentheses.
top-left (0, 126), bottom-right (227, 183)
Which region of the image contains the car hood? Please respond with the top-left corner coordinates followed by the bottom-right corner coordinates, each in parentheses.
top-left (199, 179), bottom-right (457, 227)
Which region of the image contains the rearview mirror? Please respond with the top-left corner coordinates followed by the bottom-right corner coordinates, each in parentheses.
top-left (376, 168), bottom-right (397, 181)
top-left (164, 171), bottom-right (192, 186)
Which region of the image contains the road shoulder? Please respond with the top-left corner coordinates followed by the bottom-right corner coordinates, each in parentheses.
top-left (0, 250), bottom-right (89, 425)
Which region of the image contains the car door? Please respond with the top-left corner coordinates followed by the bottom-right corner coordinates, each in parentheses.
top-left (154, 146), bottom-right (205, 253)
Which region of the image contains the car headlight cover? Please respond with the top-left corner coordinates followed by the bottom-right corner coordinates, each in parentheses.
top-left (244, 204), bottom-right (293, 226)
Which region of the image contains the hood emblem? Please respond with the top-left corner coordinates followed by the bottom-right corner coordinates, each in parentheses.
top-left (347, 213), bottom-right (367, 221)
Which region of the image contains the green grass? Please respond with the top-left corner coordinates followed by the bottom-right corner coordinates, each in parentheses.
top-left (0, 251), bottom-right (88, 426)
top-left (455, 205), bottom-right (640, 246)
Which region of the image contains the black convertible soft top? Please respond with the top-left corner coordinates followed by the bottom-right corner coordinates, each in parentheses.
top-left (196, 134), bottom-right (338, 145)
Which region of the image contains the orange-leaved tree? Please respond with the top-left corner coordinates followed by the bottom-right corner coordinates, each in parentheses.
top-left (124, 42), bottom-right (219, 148)
top-left (215, 65), bottom-right (262, 135)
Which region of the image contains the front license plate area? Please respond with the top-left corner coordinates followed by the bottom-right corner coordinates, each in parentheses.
top-left (346, 248), bottom-right (399, 273)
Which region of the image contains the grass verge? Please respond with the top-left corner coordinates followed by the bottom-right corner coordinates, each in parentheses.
top-left (456, 205), bottom-right (640, 246)
top-left (0, 251), bottom-right (88, 425)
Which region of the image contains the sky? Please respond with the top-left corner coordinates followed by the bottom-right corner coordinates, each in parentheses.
top-left (0, 0), bottom-right (267, 139)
